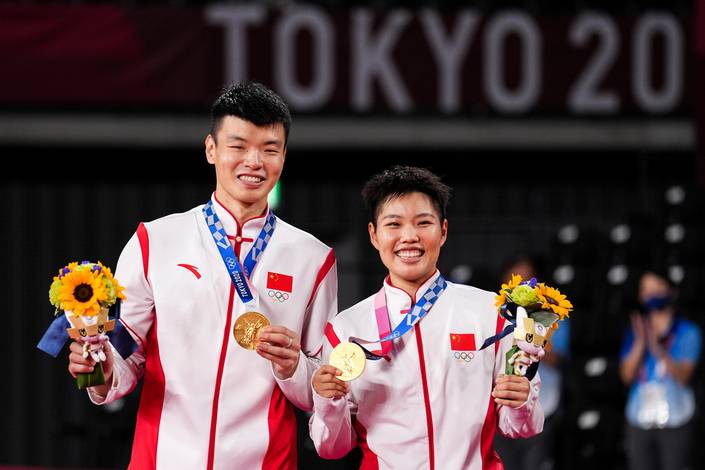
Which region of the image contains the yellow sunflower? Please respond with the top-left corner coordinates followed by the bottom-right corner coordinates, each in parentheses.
top-left (57, 269), bottom-right (108, 316)
top-left (536, 283), bottom-right (573, 320)
top-left (495, 273), bottom-right (524, 310)
top-left (98, 262), bottom-right (126, 301)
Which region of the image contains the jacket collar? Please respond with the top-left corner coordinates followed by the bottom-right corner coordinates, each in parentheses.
top-left (383, 269), bottom-right (441, 307)
top-left (211, 193), bottom-right (269, 239)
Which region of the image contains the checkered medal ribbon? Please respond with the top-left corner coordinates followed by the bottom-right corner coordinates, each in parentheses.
top-left (203, 201), bottom-right (230, 249)
top-left (242, 212), bottom-right (277, 278)
top-left (403, 276), bottom-right (446, 327)
top-left (351, 275), bottom-right (447, 360)
top-left (202, 200), bottom-right (278, 304)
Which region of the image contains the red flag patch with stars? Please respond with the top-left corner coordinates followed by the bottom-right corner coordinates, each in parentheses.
top-left (267, 272), bottom-right (293, 293)
top-left (450, 333), bottom-right (476, 351)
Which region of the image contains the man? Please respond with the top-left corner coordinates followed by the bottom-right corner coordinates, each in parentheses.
top-left (68, 83), bottom-right (338, 469)
top-left (310, 166), bottom-right (543, 469)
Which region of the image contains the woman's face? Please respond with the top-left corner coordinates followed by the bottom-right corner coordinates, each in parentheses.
top-left (369, 192), bottom-right (447, 291)
top-left (639, 273), bottom-right (673, 314)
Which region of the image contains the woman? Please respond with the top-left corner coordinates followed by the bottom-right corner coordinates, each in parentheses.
top-left (309, 166), bottom-right (544, 469)
top-left (620, 269), bottom-right (701, 470)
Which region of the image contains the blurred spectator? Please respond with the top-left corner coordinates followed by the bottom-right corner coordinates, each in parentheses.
top-left (494, 254), bottom-right (569, 470)
top-left (619, 269), bottom-right (702, 470)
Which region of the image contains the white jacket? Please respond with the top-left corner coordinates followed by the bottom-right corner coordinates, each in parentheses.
top-left (309, 272), bottom-right (543, 470)
top-left (89, 194), bottom-right (337, 470)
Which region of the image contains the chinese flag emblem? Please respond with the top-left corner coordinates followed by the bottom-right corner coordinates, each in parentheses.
top-left (450, 333), bottom-right (476, 351)
top-left (267, 272), bottom-right (293, 293)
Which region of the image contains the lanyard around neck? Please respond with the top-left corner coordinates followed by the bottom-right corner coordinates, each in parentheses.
top-left (202, 199), bottom-right (277, 309)
top-left (351, 274), bottom-right (446, 360)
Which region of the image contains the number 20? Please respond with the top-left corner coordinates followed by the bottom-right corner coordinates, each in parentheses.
top-left (568, 12), bottom-right (683, 114)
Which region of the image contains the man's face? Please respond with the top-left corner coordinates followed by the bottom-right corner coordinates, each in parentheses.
top-left (369, 192), bottom-right (447, 289)
top-left (205, 116), bottom-right (286, 207)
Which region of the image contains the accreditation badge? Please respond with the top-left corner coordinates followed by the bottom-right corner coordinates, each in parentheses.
top-left (637, 382), bottom-right (669, 428)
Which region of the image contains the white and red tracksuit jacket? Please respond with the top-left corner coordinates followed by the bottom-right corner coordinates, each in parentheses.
top-left (88, 194), bottom-right (338, 470)
top-left (309, 271), bottom-right (543, 470)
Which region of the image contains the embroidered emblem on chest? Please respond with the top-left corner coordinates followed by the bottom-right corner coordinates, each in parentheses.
top-left (450, 333), bottom-right (476, 363)
top-left (267, 272), bottom-right (293, 302)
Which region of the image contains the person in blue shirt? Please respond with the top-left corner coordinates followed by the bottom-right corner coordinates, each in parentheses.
top-left (620, 268), bottom-right (702, 470)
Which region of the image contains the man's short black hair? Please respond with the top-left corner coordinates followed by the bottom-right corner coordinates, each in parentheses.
top-left (362, 166), bottom-right (451, 226)
top-left (210, 82), bottom-right (292, 144)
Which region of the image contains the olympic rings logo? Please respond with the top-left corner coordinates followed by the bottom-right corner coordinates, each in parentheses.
top-left (225, 257), bottom-right (237, 270)
top-left (454, 351), bottom-right (474, 362)
top-left (269, 290), bottom-right (290, 302)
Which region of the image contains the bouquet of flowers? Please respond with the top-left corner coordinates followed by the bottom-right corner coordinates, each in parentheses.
top-left (495, 274), bottom-right (572, 377)
top-left (47, 261), bottom-right (126, 389)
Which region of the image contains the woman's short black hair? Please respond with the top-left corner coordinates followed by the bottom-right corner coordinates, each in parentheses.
top-left (210, 82), bottom-right (291, 144)
top-left (361, 166), bottom-right (451, 226)
top-left (641, 266), bottom-right (678, 290)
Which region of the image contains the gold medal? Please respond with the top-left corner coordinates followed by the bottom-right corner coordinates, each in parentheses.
top-left (233, 312), bottom-right (270, 350)
top-left (329, 341), bottom-right (366, 381)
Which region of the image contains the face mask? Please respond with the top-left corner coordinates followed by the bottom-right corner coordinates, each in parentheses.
top-left (642, 295), bottom-right (672, 313)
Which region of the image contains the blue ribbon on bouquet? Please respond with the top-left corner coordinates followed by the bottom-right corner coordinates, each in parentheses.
top-left (37, 301), bottom-right (137, 359)
top-left (479, 302), bottom-right (519, 351)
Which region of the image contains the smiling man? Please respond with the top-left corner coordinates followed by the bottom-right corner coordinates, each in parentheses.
top-left (309, 166), bottom-right (543, 469)
top-left (67, 83), bottom-right (338, 469)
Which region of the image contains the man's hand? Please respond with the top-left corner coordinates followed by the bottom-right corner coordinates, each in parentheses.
top-left (68, 340), bottom-right (114, 386)
top-left (312, 365), bottom-right (348, 400)
top-left (256, 325), bottom-right (301, 380)
top-left (492, 374), bottom-right (530, 408)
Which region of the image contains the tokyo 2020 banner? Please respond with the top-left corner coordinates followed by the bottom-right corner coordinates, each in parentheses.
top-left (0, 3), bottom-right (693, 116)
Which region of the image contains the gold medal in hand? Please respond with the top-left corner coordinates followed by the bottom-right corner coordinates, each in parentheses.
top-left (233, 312), bottom-right (270, 350)
top-left (329, 341), bottom-right (366, 381)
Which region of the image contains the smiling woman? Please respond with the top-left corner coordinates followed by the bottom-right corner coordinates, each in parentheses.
top-left (362, 166), bottom-right (450, 297)
top-left (309, 165), bottom-right (544, 469)
top-left (368, 192), bottom-right (447, 298)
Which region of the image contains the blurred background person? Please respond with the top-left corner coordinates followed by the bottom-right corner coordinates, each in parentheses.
top-left (620, 269), bottom-right (702, 470)
top-left (494, 254), bottom-right (570, 470)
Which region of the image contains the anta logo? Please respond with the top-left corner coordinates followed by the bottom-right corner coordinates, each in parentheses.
top-left (267, 272), bottom-right (293, 302)
top-left (177, 264), bottom-right (201, 279)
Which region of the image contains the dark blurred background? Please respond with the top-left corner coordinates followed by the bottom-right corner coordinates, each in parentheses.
top-left (2, 0), bottom-right (704, 468)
